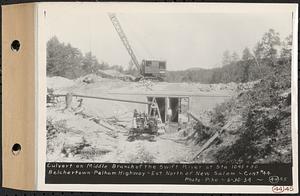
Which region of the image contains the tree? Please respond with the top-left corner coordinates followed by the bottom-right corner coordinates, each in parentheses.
top-left (253, 42), bottom-right (264, 61)
top-left (63, 43), bottom-right (83, 78)
top-left (182, 72), bottom-right (193, 83)
top-left (47, 36), bottom-right (62, 76)
top-left (254, 29), bottom-right (281, 65)
top-left (280, 34), bottom-right (292, 60)
top-left (240, 47), bottom-right (255, 82)
top-left (210, 68), bottom-right (222, 83)
top-left (231, 52), bottom-right (240, 63)
top-left (82, 52), bottom-right (99, 74)
top-left (242, 47), bottom-right (252, 61)
top-left (222, 50), bottom-right (231, 66)
top-left (47, 36), bottom-right (103, 78)
top-left (47, 36), bottom-right (126, 79)
top-left (262, 29), bottom-right (281, 59)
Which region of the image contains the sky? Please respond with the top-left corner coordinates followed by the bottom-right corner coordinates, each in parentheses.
top-left (44, 3), bottom-right (294, 71)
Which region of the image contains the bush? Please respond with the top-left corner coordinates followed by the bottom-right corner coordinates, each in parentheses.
top-left (46, 118), bottom-right (69, 154)
top-left (210, 99), bottom-right (234, 127)
top-left (192, 122), bottom-right (212, 144)
top-left (212, 64), bottom-right (291, 163)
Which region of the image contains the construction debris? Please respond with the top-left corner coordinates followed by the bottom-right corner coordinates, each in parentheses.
top-left (187, 111), bottom-right (202, 123)
top-left (46, 74), bottom-right (241, 163)
top-left (192, 122), bottom-right (233, 160)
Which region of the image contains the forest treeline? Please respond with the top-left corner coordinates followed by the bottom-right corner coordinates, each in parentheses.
top-left (167, 29), bottom-right (292, 83)
top-left (47, 29), bottom-right (292, 84)
top-left (166, 29), bottom-right (292, 83)
top-left (47, 37), bottom-right (128, 79)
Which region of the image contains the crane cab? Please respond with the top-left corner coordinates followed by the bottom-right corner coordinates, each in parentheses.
top-left (141, 60), bottom-right (167, 81)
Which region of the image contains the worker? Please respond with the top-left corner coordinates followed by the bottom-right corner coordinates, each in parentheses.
top-left (172, 104), bottom-right (179, 122)
top-left (63, 92), bottom-right (73, 112)
top-left (167, 107), bottom-right (172, 124)
top-left (132, 109), bottom-right (138, 129)
top-left (74, 98), bottom-right (84, 115)
top-left (133, 109), bottom-right (138, 118)
top-left (46, 88), bottom-right (55, 105)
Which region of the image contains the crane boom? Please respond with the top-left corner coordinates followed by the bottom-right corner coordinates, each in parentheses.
top-left (108, 13), bottom-right (141, 72)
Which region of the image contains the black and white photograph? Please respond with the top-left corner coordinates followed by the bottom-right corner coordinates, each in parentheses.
top-left (45, 4), bottom-right (294, 166)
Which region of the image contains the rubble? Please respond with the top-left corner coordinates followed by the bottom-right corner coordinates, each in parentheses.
top-left (46, 74), bottom-right (258, 163)
top-left (47, 76), bottom-right (75, 90)
top-left (98, 69), bottom-right (135, 81)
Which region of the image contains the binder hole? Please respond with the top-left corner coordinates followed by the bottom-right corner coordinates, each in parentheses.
top-left (12, 143), bottom-right (21, 155)
top-left (11, 40), bottom-right (21, 52)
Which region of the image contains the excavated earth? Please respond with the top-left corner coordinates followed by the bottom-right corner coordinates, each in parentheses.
top-left (46, 75), bottom-right (253, 163)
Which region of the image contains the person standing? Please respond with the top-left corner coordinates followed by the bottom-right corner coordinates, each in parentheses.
top-left (132, 109), bottom-right (138, 129)
top-left (167, 107), bottom-right (172, 124)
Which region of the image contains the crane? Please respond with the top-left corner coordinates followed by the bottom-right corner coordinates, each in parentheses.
top-left (108, 13), bottom-right (141, 73)
top-left (108, 13), bottom-right (167, 81)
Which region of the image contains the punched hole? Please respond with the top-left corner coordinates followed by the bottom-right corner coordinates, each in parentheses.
top-left (11, 40), bottom-right (21, 52)
top-left (12, 143), bottom-right (21, 155)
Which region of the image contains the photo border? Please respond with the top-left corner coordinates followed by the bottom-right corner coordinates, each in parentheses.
top-left (36, 2), bottom-right (298, 193)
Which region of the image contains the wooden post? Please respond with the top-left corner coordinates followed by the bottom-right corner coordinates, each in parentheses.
top-left (65, 93), bottom-right (73, 109)
top-left (187, 111), bottom-right (202, 123)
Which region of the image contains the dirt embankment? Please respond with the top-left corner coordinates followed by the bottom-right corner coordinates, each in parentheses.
top-left (47, 74), bottom-right (286, 164)
top-left (188, 74), bottom-right (292, 164)
top-left (46, 75), bottom-right (240, 163)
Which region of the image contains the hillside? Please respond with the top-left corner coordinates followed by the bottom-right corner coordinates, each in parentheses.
top-left (166, 68), bottom-right (214, 84)
top-left (166, 59), bottom-right (272, 84)
top-left (190, 61), bottom-right (292, 163)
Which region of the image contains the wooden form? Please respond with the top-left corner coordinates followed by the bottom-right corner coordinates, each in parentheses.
top-left (187, 111), bottom-right (202, 123)
top-left (193, 122), bottom-right (233, 160)
top-left (146, 96), bottom-right (190, 123)
top-left (2, 3), bottom-right (36, 190)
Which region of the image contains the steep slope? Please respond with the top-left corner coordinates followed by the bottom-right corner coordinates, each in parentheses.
top-left (194, 67), bottom-right (292, 163)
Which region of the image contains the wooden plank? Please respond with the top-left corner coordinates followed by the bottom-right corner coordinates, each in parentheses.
top-left (193, 131), bottom-right (219, 160)
top-left (187, 111), bottom-right (202, 123)
top-left (193, 122), bottom-right (233, 160)
top-left (2, 3), bottom-right (36, 190)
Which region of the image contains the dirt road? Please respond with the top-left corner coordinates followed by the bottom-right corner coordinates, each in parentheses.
top-left (101, 131), bottom-right (195, 163)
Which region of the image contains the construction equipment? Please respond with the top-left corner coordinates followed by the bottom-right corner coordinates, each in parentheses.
top-left (129, 97), bottom-right (164, 141)
top-left (46, 88), bottom-right (57, 107)
top-left (53, 93), bottom-right (164, 141)
top-left (129, 111), bottom-right (158, 142)
top-left (108, 13), bottom-right (167, 81)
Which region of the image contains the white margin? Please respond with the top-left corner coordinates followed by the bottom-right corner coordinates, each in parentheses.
top-left (36, 2), bottom-right (299, 194)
